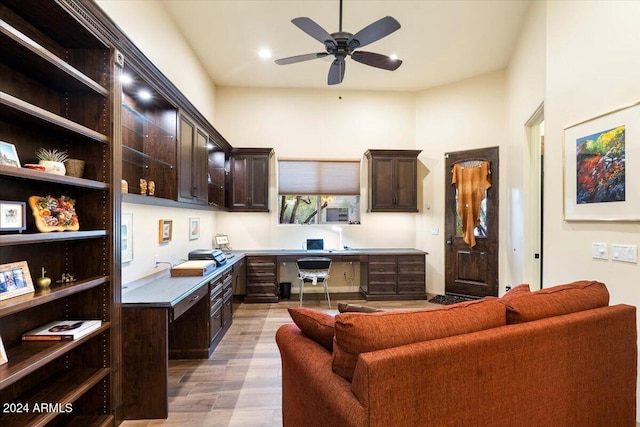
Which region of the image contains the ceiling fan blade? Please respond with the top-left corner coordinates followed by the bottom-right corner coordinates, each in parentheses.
top-left (348, 16), bottom-right (401, 49)
top-left (328, 59), bottom-right (346, 85)
top-left (292, 17), bottom-right (337, 47)
top-left (275, 52), bottom-right (328, 65)
top-left (351, 51), bottom-right (402, 71)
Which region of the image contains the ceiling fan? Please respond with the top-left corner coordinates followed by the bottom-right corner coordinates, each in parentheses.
top-left (274, 0), bottom-right (402, 85)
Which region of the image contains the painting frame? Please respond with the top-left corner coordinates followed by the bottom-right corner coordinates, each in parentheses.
top-left (189, 217), bottom-right (200, 240)
top-left (0, 200), bottom-right (26, 232)
top-left (0, 141), bottom-right (20, 167)
top-left (563, 102), bottom-right (640, 221)
top-left (0, 336), bottom-right (7, 366)
top-left (122, 213), bottom-right (133, 263)
top-left (159, 219), bottom-right (173, 243)
top-left (0, 261), bottom-right (35, 301)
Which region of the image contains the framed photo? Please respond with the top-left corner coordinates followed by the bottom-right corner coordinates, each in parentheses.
top-left (189, 217), bottom-right (200, 240)
top-left (0, 261), bottom-right (35, 301)
top-left (159, 219), bottom-right (172, 243)
top-left (0, 201), bottom-right (26, 232)
top-left (122, 213), bottom-right (133, 263)
top-left (215, 234), bottom-right (229, 247)
top-left (0, 141), bottom-right (20, 167)
top-left (563, 102), bottom-right (640, 221)
top-left (0, 336), bottom-right (7, 366)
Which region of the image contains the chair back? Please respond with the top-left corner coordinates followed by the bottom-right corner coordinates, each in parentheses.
top-left (297, 257), bottom-right (331, 271)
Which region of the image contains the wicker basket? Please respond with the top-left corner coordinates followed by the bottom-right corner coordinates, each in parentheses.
top-left (65, 159), bottom-right (85, 178)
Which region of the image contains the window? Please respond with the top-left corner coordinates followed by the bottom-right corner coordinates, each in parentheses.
top-left (278, 160), bottom-right (360, 224)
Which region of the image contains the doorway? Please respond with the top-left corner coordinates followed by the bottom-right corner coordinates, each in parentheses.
top-left (526, 105), bottom-right (544, 290)
top-left (444, 147), bottom-right (499, 298)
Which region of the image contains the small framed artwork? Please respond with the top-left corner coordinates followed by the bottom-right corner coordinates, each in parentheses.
top-left (0, 336), bottom-right (7, 366)
top-left (122, 213), bottom-right (133, 263)
top-left (159, 219), bottom-right (173, 243)
top-left (0, 141), bottom-right (20, 167)
top-left (0, 201), bottom-right (26, 232)
top-left (189, 217), bottom-right (200, 240)
top-left (563, 101), bottom-right (640, 221)
top-left (0, 261), bottom-right (35, 301)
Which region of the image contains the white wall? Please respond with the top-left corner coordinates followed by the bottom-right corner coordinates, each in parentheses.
top-left (543, 1), bottom-right (640, 419)
top-left (415, 71), bottom-right (507, 295)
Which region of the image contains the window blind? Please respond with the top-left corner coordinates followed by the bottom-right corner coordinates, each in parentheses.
top-left (278, 160), bottom-right (360, 195)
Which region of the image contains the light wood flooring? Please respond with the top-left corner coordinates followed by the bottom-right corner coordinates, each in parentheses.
top-left (119, 298), bottom-right (438, 427)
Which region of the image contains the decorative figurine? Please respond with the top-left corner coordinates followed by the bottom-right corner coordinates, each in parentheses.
top-left (121, 179), bottom-right (128, 193)
top-left (148, 180), bottom-right (155, 196)
top-left (35, 267), bottom-right (51, 289)
top-left (56, 273), bottom-right (76, 284)
top-left (139, 178), bottom-right (147, 195)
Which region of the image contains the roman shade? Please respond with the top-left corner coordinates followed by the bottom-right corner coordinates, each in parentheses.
top-left (278, 160), bottom-right (360, 195)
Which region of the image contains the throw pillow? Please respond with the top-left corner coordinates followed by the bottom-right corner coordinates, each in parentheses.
top-left (337, 302), bottom-right (385, 313)
top-left (500, 284), bottom-right (530, 301)
top-left (332, 298), bottom-right (506, 381)
top-left (500, 280), bottom-right (609, 324)
top-left (288, 307), bottom-right (335, 352)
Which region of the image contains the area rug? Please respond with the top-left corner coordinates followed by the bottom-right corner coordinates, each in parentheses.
top-left (428, 294), bottom-right (474, 305)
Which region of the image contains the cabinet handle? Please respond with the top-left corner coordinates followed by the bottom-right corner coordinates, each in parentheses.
top-left (190, 294), bottom-right (200, 301)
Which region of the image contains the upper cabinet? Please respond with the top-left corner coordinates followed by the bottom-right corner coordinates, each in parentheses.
top-left (121, 65), bottom-right (178, 200)
top-left (178, 112), bottom-right (208, 205)
top-left (228, 148), bottom-right (274, 212)
top-left (207, 138), bottom-right (227, 208)
top-left (0, 0), bottom-right (119, 424)
top-left (365, 149), bottom-right (422, 212)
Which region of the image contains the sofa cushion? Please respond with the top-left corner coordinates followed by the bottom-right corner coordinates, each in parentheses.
top-left (332, 298), bottom-right (506, 381)
top-left (501, 283), bottom-right (530, 301)
top-left (338, 302), bottom-right (385, 313)
top-left (501, 280), bottom-right (609, 324)
top-left (288, 308), bottom-right (335, 352)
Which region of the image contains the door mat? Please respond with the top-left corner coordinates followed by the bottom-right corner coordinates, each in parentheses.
top-left (428, 294), bottom-right (475, 305)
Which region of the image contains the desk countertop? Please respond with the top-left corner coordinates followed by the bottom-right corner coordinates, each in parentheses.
top-left (122, 253), bottom-right (245, 307)
top-left (243, 248), bottom-right (428, 256)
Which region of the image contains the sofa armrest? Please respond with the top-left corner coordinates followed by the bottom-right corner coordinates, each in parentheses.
top-left (276, 323), bottom-right (366, 427)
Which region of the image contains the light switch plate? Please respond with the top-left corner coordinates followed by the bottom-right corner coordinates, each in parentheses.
top-left (591, 242), bottom-right (608, 260)
top-left (611, 244), bottom-right (638, 263)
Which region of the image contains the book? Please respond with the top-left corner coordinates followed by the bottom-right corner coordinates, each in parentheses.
top-left (170, 260), bottom-right (215, 277)
top-left (22, 320), bottom-right (102, 341)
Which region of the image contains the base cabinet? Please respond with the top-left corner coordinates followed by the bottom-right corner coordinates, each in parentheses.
top-left (361, 255), bottom-right (426, 300)
top-left (244, 256), bottom-right (278, 303)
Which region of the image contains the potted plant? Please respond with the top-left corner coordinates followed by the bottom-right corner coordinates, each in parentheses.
top-left (35, 148), bottom-right (69, 175)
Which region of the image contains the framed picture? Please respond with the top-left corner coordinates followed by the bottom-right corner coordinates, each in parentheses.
top-left (122, 213), bottom-right (133, 263)
top-left (0, 201), bottom-right (26, 232)
top-left (0, 336), bottom-right (7, 366)
top-left (189, 217), bottom-right (200, 240)
top-left (0, 141), bottom-right (20, 167)
top-left (0, 261), bottom-right (35, 301)
top-left (159, 219), bottom-right (172, 243)
top-left (563, 102), bottom-right (640, 221)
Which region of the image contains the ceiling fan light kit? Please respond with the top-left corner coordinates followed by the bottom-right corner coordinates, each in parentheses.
top-left (275, 0), bottom-right (402, 85)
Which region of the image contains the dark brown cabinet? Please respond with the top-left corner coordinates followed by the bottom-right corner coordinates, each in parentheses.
top-left (178, 112), bottom-right (208, 204)
top-left (244, 256), bottom-right (278, 303)
top-left (0, 1), bottom-right (118, 425)
top-left (365, 149), bottom-right (422, 212)
top-left (228, 148), bottom-right (274, 211)
top-left (361, 255), bottom-right (426, 300)
top-left (207, 140), bottom-right (227, 208)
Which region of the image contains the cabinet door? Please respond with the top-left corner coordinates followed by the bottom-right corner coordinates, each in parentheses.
top-left (394, 157), bottom-right (418, 211)
top-left (230, 155), bottom-right (250, 209)
top-left (370, 157), bottom-right (396, 210)
top-left (194, 127), bottom-right (209, 203)
top-left (249, 155), bottom-right (269, 210)
top-left (178, 113), bottom-right (196, 201)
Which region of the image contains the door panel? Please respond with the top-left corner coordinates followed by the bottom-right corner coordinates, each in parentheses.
top-left (395, 157), bottom-right (417, 209)
top-left (445, 147), bottom-right (499, 298)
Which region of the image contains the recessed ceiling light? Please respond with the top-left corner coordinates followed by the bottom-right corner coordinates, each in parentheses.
top-left (258, 48), bottom-right (272, 60)
top-left (138, 89), bottom-right (152, 101)
top-left (389, 54), bottom-right (399, 61)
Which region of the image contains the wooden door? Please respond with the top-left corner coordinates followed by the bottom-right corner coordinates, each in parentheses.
top-left (230, 155), bottom-right (249, 209)
top-left (249, 155), bottom-right (269, 209)
top-left (395, 157), bottom-right (418, 211)
top-left (178, 113), bottom-right (196, 201)
top-left (444, 147), bottom-right (499, 298)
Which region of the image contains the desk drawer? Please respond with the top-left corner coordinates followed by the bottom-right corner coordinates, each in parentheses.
top-left (172, 284), bottom-right (208, 320)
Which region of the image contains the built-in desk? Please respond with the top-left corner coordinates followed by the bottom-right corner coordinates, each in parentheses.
top-left (243, 248), bottom-right (428, 303)
top-left (121, 255), bottom-right (245, 420)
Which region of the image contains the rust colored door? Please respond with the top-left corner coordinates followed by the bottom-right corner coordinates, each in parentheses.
top-left (444, 147), bottom-right (499, 298)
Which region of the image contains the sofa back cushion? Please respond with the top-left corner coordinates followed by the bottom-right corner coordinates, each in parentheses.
top-left (288, 308), bottom-right (335, 352)
top-left (501, 280), bottom-right (609, 324)
top-left (332, 298), bottom-right (506, 381)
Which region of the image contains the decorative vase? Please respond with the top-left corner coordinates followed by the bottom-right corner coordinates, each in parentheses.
top-left (64, 159), bottom-right (85, 177)
top-left (39, 160), bottom-right (66, 175)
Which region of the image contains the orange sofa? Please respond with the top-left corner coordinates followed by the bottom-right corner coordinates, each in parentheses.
top-left (276, 281), bottom-right (637, 426)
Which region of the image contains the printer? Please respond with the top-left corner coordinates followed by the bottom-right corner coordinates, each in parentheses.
top-left (188, 249), bottom-right (227, 267)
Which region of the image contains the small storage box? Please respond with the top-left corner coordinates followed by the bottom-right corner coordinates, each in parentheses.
top-left (170, 260), bottom-right (216, 277)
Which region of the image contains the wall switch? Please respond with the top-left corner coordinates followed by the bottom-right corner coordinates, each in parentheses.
top-left (591, 243), bottom-right (608, 260)
top-left (611, 244), bottom-right (638, 264)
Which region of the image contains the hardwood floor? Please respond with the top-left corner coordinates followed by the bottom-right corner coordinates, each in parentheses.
top-left (119, 298), bottom-right (438, 427)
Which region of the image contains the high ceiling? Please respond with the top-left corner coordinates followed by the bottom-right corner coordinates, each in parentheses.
top-left (162, 0), bottom-right (532, 92)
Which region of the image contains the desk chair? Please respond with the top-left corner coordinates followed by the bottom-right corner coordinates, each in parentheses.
top-left (296, 257), bottom-right (332, 308)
